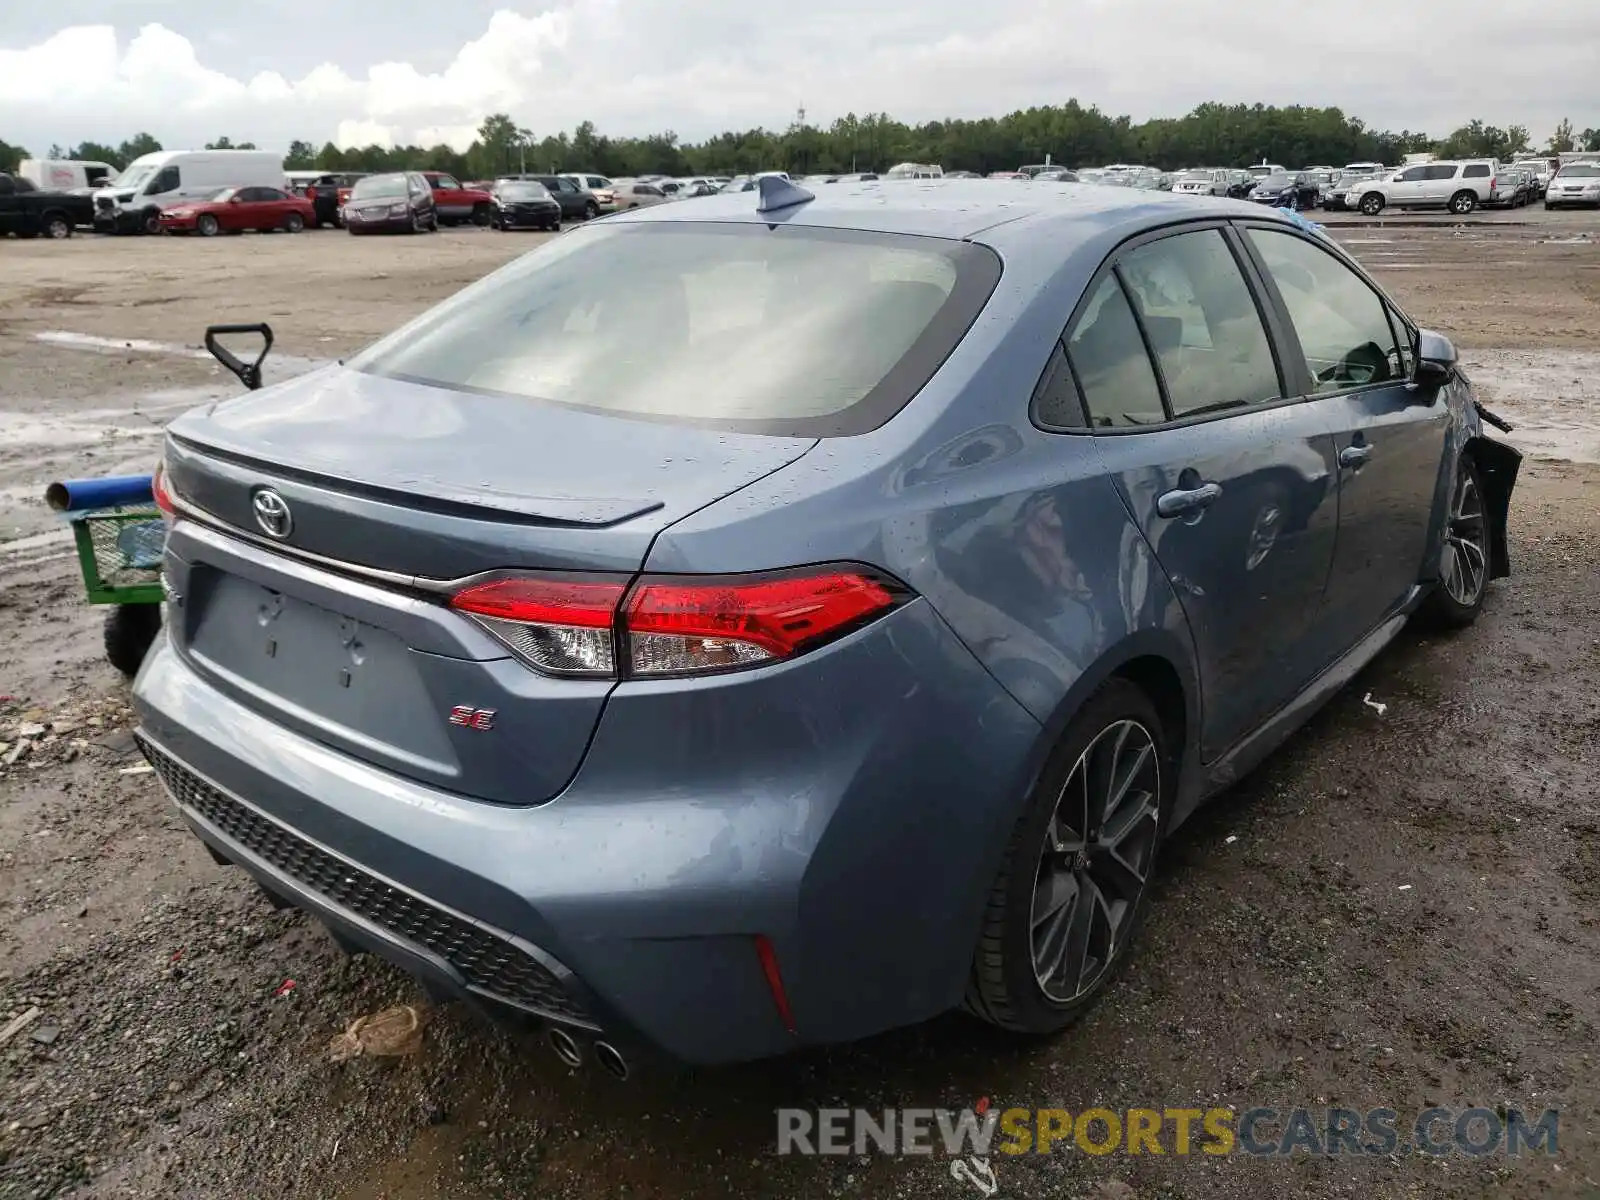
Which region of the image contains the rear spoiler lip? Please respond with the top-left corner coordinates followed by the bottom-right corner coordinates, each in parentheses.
top-left (164, 429), bottom-right (663, 529)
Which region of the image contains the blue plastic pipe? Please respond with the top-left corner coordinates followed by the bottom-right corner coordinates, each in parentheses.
top-left (45, 475), bottom-right (155, 513)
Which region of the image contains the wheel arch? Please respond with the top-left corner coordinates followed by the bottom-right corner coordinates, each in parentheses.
top-left (1023, 630), bottom-right (1202, 832)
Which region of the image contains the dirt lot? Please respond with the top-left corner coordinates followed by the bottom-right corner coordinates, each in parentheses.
top-left (1, 209), bottom-right (1598, 1200)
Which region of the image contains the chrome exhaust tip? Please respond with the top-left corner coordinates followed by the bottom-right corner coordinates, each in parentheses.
top-left (593, 1040), bottom-right (629, 1081)
top-left (548, 1027), bottom-right (583, 1069)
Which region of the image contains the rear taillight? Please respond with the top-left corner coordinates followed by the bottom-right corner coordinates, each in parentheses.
top-left (450, 577), bottom-right (626, 677)
top-left (625, 571), bottom-right (899, 675)
top-left (152, 462), bottom-right (176, 519)
top-left (450, 567), bottom-right (906, 680)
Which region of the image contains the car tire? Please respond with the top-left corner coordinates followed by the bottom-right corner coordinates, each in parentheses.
top-left (427, 213), bottom-right (439, 232)
top-left (43, 212), bottom-right (72, 239)
top-left (1544, 202), bottom-right (1554, 211)
top-left (1359, 192), bottom-right (1385, 216)
top-left (104, 604), bottom-right (162, 678)
top-left (1449, 190), bottom-right (1478, 215)
top-left (283, 212), bottom-right (305, 233)
top-left (584, 201), bottom-right (598, 220)
top-left (141, 209), bottom-right (163, 236)
top-left (197, 214), bottom-right (220, 237)
top-left (1418, 453), bottom-right (1490, 630)
top-left (964, 677), bottom-right (1171, 1036)
top-left (471, 203), bottom-right (493, 227)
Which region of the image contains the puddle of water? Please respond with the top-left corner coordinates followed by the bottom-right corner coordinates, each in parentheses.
top-left (0, 528), bottom-right (72, 557)
top-left (1462, 348), bottom-right (1600, 465)
top-left (0, 409), bottom-right (177, 450)
top-left (33, 330), bottom-right (331, 376)
top-left (34, 331), bottom-right (210, 358)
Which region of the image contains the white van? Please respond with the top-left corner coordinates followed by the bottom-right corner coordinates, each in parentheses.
top-left (93, 150), bottom-right (286, 234)
top-left (20, 158), bottom-right (120, 191)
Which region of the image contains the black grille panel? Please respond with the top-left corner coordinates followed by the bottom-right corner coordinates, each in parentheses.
top-left (138, 736), bottom-right (592, 1026)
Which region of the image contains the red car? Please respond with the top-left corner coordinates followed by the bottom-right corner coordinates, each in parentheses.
top-left (159, 187), bottom-right (316, 237)
top-left (420, 172), bottom-right (495, 226)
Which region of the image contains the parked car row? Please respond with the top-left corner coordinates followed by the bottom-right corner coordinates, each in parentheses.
top-left (11, 149), bottom-right (1600, 244)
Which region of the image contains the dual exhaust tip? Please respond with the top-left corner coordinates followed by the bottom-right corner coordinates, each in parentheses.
top-left (548, 1027), bottom-right (629, 1080)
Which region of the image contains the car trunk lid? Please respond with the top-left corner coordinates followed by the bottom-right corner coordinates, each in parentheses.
top-left (161, 366), bottom-right (816, 805)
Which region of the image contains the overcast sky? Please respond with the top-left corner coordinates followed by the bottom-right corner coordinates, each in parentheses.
top-left (1, 1), bottom-right (1593, 155)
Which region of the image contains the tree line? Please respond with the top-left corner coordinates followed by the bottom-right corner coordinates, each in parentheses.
top-left (5, 104), bottom-right (1599, 182)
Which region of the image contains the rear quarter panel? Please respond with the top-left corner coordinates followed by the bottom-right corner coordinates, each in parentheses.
top-left (642, 216), bottom-right (1203, 984)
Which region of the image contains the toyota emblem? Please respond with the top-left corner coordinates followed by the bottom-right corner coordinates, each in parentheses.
top-left (252, 488), bottom-right (293, 539)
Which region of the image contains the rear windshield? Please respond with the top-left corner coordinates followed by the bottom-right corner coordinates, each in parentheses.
top-left (351, 175), bottom-right (407, 199)
top-left (348, 223), bottom-right (1001, 436)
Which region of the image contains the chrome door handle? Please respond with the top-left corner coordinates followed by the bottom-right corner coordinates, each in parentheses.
top-left (1156, 482), bottom-right (1223, 519)
top-left (1339, 444), bottom-right (1372, 468)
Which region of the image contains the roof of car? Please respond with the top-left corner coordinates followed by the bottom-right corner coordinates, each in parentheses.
top-left (599, 178), bottom-right (1257, 243)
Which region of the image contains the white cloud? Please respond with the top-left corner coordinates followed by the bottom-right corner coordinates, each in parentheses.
top-left (1, 1), bottom-right (1595, 155)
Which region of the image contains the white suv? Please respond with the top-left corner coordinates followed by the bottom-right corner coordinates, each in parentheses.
top-left (1354, 160), bottom-right (1500, 215)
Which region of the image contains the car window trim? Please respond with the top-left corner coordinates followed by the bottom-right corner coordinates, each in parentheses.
top-left (1034, 218), bottom-right (1302, 437)
top-left (1110, 264), bottom-right (1176, 422)
top-left (1030, 338), bottom-right (1090, 429)
top-left (1232, 219), bottom-right (1410, 401)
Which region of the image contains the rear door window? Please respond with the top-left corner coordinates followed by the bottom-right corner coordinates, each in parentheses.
top-left (349, 223), bottom-right (1001, 437)
top-left (1116, 229), bottom-right (1282, 419)
top-left (1065, 276), bottom-right (1166, 428)
top-left (1425, 164), bottom-right (1459, 180)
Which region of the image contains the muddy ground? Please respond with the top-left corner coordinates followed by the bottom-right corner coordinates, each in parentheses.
top-left (1, 209), bottom-right (1597, 1200)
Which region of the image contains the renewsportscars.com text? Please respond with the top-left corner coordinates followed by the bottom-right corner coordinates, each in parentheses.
top-left (776, 1105), bottom-right (1559, 1158)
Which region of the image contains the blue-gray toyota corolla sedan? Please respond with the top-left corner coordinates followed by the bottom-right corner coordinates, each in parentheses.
top-left (133, 178), bottom-right (1520, 1074)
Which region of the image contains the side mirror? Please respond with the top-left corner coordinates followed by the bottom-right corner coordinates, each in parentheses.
top-left (1413, 328), bottom-right (1457, 386)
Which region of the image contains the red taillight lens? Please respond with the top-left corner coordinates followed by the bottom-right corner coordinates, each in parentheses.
top-left (451, 577), bottom-right (626, 677)
top-left (450, 567), bottom-right (905, 679)
top-left (624, 570), bottom-right (901, 676)
top-left (152, 462), bottom-right (176, 519)
top-left (753, 934), bottom-right (797, 1034)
